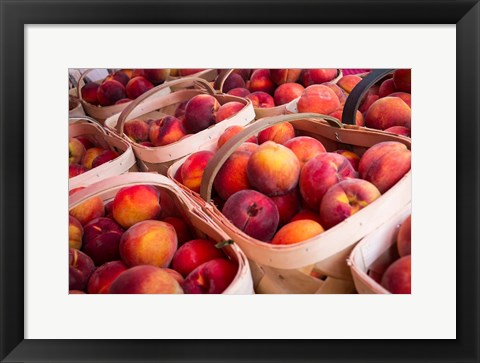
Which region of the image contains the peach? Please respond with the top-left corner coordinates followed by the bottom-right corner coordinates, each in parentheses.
top-left (119, 220), bottom-right (177, 268)
top-left (299, 152), bottom-right (357, 210)
top-left (125, 76), bottom-right (154, 100)
top-left (115, 98), bottom-right (132, 105)
top-left (232, 69), bottom-right (252, 80)
top-left (214, 151), bottom-right (252, 201)
top-left (81, 147), bottom-right (105, 169)
top-left (174, 100), bottom-right (189, 118)
top-left (164, 268), bottom-right (185, 284)
top-left (246, 91), bottom-right (275, 108)
top-left (81, 82), bottom-right (100, 105)
top-left (333, 150), bottom-right (361, 171)
top-left (247, 69), bottom-right (275, 95)
top-left (270, 188), bottom-right (301, 226)
top-left (109, 265), bottom-right (183, 294)
top-left (69, 137), bottom-right (86, 165)
top-left (257, 122), bottom-right (295, 145)
top-left (69, 188), bottom-right (105, 226)
top-left (247, 141), bottom-right (301, 196)
top-left (336, 75), bottom-right (362, 94)
top-left (69, 248), bottom-right (95, 291)
top-left (359, 142), bottom-right (411, 193)
top-left (227, 87), bottom-right (251, 97)
top-left (397, 214), bottom-right (411, 257)
top-left (97, 79), bottom-right (127, 106)
top-left (365, 97), bottom-right (411, 130)
top-left (149, 116), bottom-right (186, 146)
top-left (217, 126), bottom-right (258, 149)
top-left (273, 82), bottom-right (304, 106)
top-left (215, 101), bottom-right (245, 123)
top-left (236, 142), bottom-right (259, 154)
top-left (290, 209), bottom-right (323, 224)
top-left (69, 215), bottom-right (83, 250)
top-left (222, 73), bottom-right (246, 93)
top-left (378, 78), bottom-right (398, 98)
top-left (87, 260), bottom-right (128, 294)
top-left (381, 255), bottom-right (411, 294)
top-left (270, 69), bottom-right (302, 85)
top-left (384, 126), bottom-right (411, 137)
top-left (389, 92), bottom-right (411, 107)
top-left (301, 69), bottom-right (338, 87)
top-left (297, 85), bottom-right (340, 115)
top-left (123, 119), bottom-right (150, 143)
top-left (171, 239), bottom-right (226, 277)
top-left (358, 93), bottom-right (380, 114)
top-left (74, 136), bottom-right (95, 150)
top-left (83, 217), bottom-right (124, 266)
top-left (323, 82), bottom-right (347, 105)
top-left (105, 71), bottom-right (130, 86)
top-left (222, 189), bottom-right (279, 242)
top-left (182, 258), bottom-right (238, 294)
top-left (319, 178), bottom-right (381, 229)
top-left (272, 219), bottom-right (324, 245)
top-left (162, 217), bottom-right (193, 246)
top-left (180, 150), bottom-right (215, 193)
top-left (184, 94), bottom-right (220, 134)
top-left (69, 290), bottom-right (85, 294)
top-left (92, 150), bottom-right (119, 168)
top-left (393, 69), bottom-right (411, 93)
top-left (179, 69), bottom-right (206, 76)
top-left (69, 164), bottom-right (87, 178)
top-left (283, 136), bottom-right (326, 166)
top-left (139, 141), bottom-right (155, 147)
top-left (158, 189), bottom-right (181, 219)
top-left (142, 69), bottom-right (170, 85)
top-left (329, 108), bottom-right (364, 127)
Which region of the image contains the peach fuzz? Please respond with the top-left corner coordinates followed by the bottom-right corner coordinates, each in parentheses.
top-left (290, 209), bottom-right (323, 224)
top-left (247, 141), bottom-right (301, 196)
top-left (119, 220), bottom-right (178, 268)
top-left (109, 265), bottom-right (184, 294)
top-left (81, 147), bottom-right (105, 169)
top-left (214, 151), bottom-right (252, 201)
top-left (378, 78), bottom-right (398, 97)
top-left (273, 83), bottom-right (305, 106)
top-left (227, 87), bottom-right (251, 97)
top-left (97, 79), bottom-right (127, 106)
top-left (149, 116), bottom-right (186, 146)
top-left (69, 215), bottom-right (83, 250)
top-left (389, 92), bottom-right (411, 107)
top-left (301, 69), bottom-right (338, 87)
top-left (222, 189), bottom-right (279, 242)
top-left (271, 219), bottom-right (324, 245)
top-left (69, 187), bottom-right (105, 226)
top-left (162, 216), bottom-right (193, 246)
top-left (329, 108), bottom-right (364, 127)
top-left (217, 126), bottom-right (258, 149)
top-left (87, 260), bottom-right (128, 294)
top-left (319, 178), bottom-right (381, 229)
top-left (171, 239), bottom-right (226, 277)
top-left (123, 119), bottom-right (150, 143)
top-left (333, 150), bottom-right (361, 171)
top-left (180, 150), bottom-right (215, 193)
top-left (381, 255), bottom-right (411, 294)
top-left (182, 258), bottom-right (238, 294)
top-left (365, 97), bottom-right (411, 130)
top-left (215, 101), bottom-right (245, 123)
top-left (270, 188), bottom-right (301, 226)
top-left (246, 91), bottom-right (275, 108)
top-left (184, 94), bottom-right (220, 134)
top-left (384, 126), bottom-right (411, 137)
top-left (222, 73), bottom-right (246, 93)
top-left (397, 214), bottom-right (411, 257)
top-left (80, 82), bottom-right (100, 105)
top-left (69, 137), bottom-right (86, 165)
top-left (270, 69), bottom-right (302, 85)
top-left (299, 152), bottom-right (356, 210)
top-left (247, 69), bottom-right (276, 95)
top-left (296, 85), bottom-right (340, 115)
top-left (283, 136), bottom-right (326, 167)
top-left (393, 69), bottom-right (411, 93)
top-left (125, 76), bottom-right (154, 100)
top-left (257, 122), bottom-right (295, 145)
top-left (112, 184), bottom-right (161, 229)
top-left (336, 75), bottom-right (362, 94)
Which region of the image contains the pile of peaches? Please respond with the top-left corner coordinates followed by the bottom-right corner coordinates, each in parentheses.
top-left (69, 136), bottom-right (119, 178)
top-left (69, 184), bottom-right (238, 294)
top-left (174, 123), bottom-right (411, 245)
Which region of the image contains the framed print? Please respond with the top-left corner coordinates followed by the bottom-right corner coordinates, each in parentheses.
top-left (1, 0), bottom-right (479, 362)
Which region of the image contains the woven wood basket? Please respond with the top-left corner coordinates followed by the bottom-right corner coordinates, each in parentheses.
top-left (167, 111), bottom-right (412, 294)
top-left (166, 69), bottom-right (219, 90)
top-left (68, 172), bottom-right (254, 294)
top-left (104, 77), bottom-right (256, 175)
top-left (347, 203), bottom-right (411, 294)
top-left (69, 117), bottom-right (137, 190)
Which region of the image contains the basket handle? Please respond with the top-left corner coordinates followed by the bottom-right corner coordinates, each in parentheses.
top-left (76, 69), bottom-right (98, 101)
top-left (341, 69), bottom-right (395, 125)
top-left (213, 69), bottom-right (235, 93)
top-left (69, 116), bottom-right (108, 135)
top-left (115, 76), bottom-right (216, 135)
top-left (199, 112), bottom-right (343, 202)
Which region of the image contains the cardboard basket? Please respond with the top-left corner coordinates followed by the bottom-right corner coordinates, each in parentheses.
top-left (168, 112), bottom-right (412, 294)
top-left (104, 77), bottom-right (256, 175)
top-left (69, 117), bottom-right (137, 190)
top-left (68, 172), bottom-right (255, 294)
top-left (76, 69), bottom-right (172, 124)
top-left (347, 203), bottom-right (411, 294)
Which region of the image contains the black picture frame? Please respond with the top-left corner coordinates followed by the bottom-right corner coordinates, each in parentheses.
top-left (1, 0), bottom-right (479, 362)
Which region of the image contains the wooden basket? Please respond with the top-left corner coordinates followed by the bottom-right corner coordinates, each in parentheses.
top-left (347, 203), bottom-right (411, 294)
top-left (104, 77), bottom-right (256, 175)
top-left (76, 69), bottom-right (172, 124)
top-left (68, 172), bottom-right (254, 294)
top-left (69, 117), bottom-right (137, 190)
top-left (69, 96), bottom-right (85, 117)
top-left (172, 112), bottom-right (412, 294)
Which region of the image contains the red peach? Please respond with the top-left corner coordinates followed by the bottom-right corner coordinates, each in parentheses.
top-left (365, 97), bottom-right (411, 130)
top-left (283, 136), bottom-right (326, 167)
top-left (97, 79), bottom-right (127, 106)
top-left (323, 82), bottom-right (348, 105)
top-left (123, 119), bottom-right (150, 143)
top-left (69, 137), bottom-right (86, 165)
top-left (301, 69), bottom-right (338, 87)
top-left (333, 150), bottom-right (361, 171)
top-left (184, 94), bottom-right (220, 134)
top-left (217, 126), bottom-right (258, 149)
top-left (69, 164), bottom-right (87, 178)
top-left (329, 108), bottom-right (364, 127)
top-left (74, 136), bottom-right (96, 150)
top-left (69, 215), bottom-right (83, 250)
top-left (270, 188), bottom-right (301, 226)
top-left (384, 126), bottom-right (411, 137)
top-left (81, 147), bottom-right (105, 169)
top-left (270, 69), bottom-right (302, 85)
top-left (115, 98), bottom-right (132, 105)
top-left (69, 290), bottom-right (86, 294)
top-left (179, 69), bottom-right (207, 76)
top-left (81, 82), bottom-right (100, 105)
top-left (180, 150), bottom-right (215, 193)
top-left (69, 188), bottom-right (105, 226)
top-left (92, 150), bottom-right (119, 168)
top-left (358, 141), bottom-right (407, 179)
top-left (171, 239), bottom-right (226, 277)
top-left (273, 82), bottom-right (305, 106)
top-left (83, 217), bottom-right (124, 266)
top-left (182, 258), bottom-right (238, 294)
top-left (222, 73), bottom-right (246, 93)
top-left (297, 85), bottom-right (340, 115)
top-left (246, 91), bottom-right (275, 108)
top-left (381, 255), bottom-right (411, 294)
top-left (215, 101), bottom-right (245, 123)
top-left (158, 189), bottom-right (181, 219)
top-left (257, 122), bottom-right (295, 145)
top-left (227, 88), bottom-right (251, 97)
top-left (236, 142), bottom-right (259, 154)
top-left (393, 69), bottom-right (411, 93)
top-left (388, 92), bottom-right (411, 107)
top-left (397, 214), bottom-right (411, 257)
top-left (378, 78), bottom-right (398, 98)
top-left (232, 69), bottom-right (252, 80)
top-left (359, 93), bottom-right (380, 114)
top-left (271, 219), bottom-right (324, 245)
top-left (214, 151), bottom-right (252, 201)
top-left (125, 76), bottom-right (154, 100)
top-left (142, 69), bottom-right (170, 85)
top-left (164, 268), bottom-right (185, 284)
top-left (87, 260), bottom-right (128, 294)
top-left (290, 209), bottom-right (323, 224)
top-left (336, 75), bottom-right (362, 93)
top-left (174, 100), bottom-right (189, 118)
top-left (69, 248), bottom-right (95, 291)
top-left (162, 216), bottom-right (193, 246)
top-left (149, 116), bottom-right (186, 146)
top-left (247, 69), bottom-right (276, 95)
